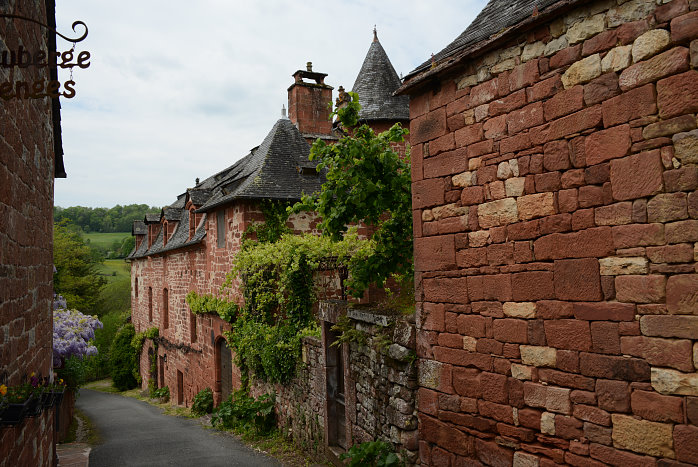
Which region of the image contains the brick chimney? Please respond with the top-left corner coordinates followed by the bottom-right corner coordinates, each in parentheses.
top-left (287, 62), bottom-right (333, 136)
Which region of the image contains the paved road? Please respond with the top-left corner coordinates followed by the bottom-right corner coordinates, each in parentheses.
top-left (76, 389), bottom-right (280, 467)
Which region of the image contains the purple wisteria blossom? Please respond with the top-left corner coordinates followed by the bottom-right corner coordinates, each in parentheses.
top-left (53, 308), bottom-right (103, 367)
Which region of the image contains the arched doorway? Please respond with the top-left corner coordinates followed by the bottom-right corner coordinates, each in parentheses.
top-left (215, 338), bottom-right (233, 401)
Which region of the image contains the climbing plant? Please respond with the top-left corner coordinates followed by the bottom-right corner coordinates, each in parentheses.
top-left (293, 91), bottom-right (412, 296)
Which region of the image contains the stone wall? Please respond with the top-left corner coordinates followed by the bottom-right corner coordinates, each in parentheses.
top-left (1, 0), bottom-right (60, 464)
top-left (406, 0), bottom-right (698, 464)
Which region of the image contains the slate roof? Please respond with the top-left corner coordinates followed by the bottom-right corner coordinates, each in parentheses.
top-left (352, 31), bottom-right (409, 121)
top-left (128, 117), bottom-right (324, 259)
top-left (400, 0), bottom-right (580, 89)
top-left (196, 117), bottom-right (324, 212)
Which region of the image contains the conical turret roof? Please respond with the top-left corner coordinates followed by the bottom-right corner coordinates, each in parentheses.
top-left (351, 30), bottom-right (409, 121)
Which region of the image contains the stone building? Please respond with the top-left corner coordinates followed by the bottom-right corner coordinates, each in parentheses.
top-left (1, 0), bottom-right (66, 464)
top-left (397, 0), bottom-right (698, 464)
top-left (128, 32), bottom-right (417, 459)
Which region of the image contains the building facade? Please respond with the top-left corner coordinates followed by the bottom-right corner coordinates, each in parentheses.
top-left (1, 0), bottom-right (66, 464)
top-left (398, 0), bottom-right (698, 465)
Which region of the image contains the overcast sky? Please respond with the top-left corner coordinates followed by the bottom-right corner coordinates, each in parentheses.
top-left (53, 1), bottom-right (487, 209)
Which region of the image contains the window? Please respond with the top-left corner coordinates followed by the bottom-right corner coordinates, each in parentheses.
top-left (148, 287), bottom-right (153, 322)
top-left (190, 311), bottom-right (197, 343)
top-left (217, 210), bottom-right (225, 248)
top-left (135, 277), bottom-right (139, 298)
top-left (163, 288), bottom-right (169, 329)
top-left (163, 221), bottom-right (168, 246)
top-left (189, 208), bottom-right (196, 240)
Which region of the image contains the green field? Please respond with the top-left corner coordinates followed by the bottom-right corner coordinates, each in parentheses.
top-left (82, 231), bottom-right (130, 250)
top-left (96, 259), bottom-right (130, 282)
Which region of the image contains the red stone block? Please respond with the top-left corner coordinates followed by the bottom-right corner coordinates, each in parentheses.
top-left (508, 102), bottom-right (545, 135)
top-left (657, 70), bottom-right (698, 118)
top-left (411, 107), bottom-right (448, 144)
top-left (571, 390), bottom-right (596, 405)
top-left (539, 213), bottom-right (572, 235)
top-left (460, 186), bottom-right (484, 206)
top-left (573, 404), bottom-right (611, 426)
top-left (446, 95), bottom-right (469, 117)
top-left (499, 132), bottom-right (533, 153)
top-left (589, 443), bottom-right (657, 467)
top-left (572, 302), bottom-right (636, 321)
top-left (687, 397), bottom-right (698, 425)
top-left (550, 44), bottom-right (582, 70)
top-left (527, 75), bottom-right (564, 102)
top-left (648, 192), bottom-right (689, 222)
top-left (561, 169), bottom-right (585, 188)
top-left (435, 347), bottom-right (493, 372)
top-left (518, 408), bottom-right (542, 430)
top-left (447, 114), bottom-right (466, 133)
top-left (553, 258), bottom-right (602, 302)
top-left (578, 185), bottom-right (604, 208)
top-left (509, 60), bottom-right (540, 92)
top-left (430, 447), bottom-right (454, 466)
top-left (534, 171), bottom-right (562, 192)
top-left (469, 78), bottom-right (499, 108)
top-left (596, 379), bottom-right (630, 412)
top-left (535, 226), bottom-right (614, 260)
top-left (559, 189), bottom-right (579, 213)
top-left (544, 86), bottom-right (584, 122)
top-left (467, 274), bottom-right (513, 302)
top-left (617, 20), bottom-right (650, 45)
top-left (413, 178), bottom-right (446, 209)
top-left (419, 388), bottom-right (439, 416)
top-left (410, 91), bottom-right (429, 119)
top-left (601, 84), bottom-right (657, 128)
top-left (616, 274), bottom-right (666, 303)
top-left (631, 390), bottom-right (684, 423)
top-left (424, 148), bottom-right (469, 178)
top-left (584, 72), bottom-right (621, 106)
top-left (530, 106), bottom-right (603, 145)
top-left (483, 115), bottom-right (507, 140)
top-left (476, 439), bottom-right (513, 467)
top-left (619, 47), bottom-right (690, 91)
top-left (674, 424), bottom-right (698, 464)
top-left (457, 314), bottom-right (488, 338)
top-left (457, 248), bottom-right (488, 268)
top-left (671, 11), bottom-right (698, 43)
top-left (453, 367), bottom-right (482, 399)
top-left (511, 270), bottom-right (556, 301)
top-left (492, 318), bottom-right (529, 344)
top-left (480, 372), bottom-right (508, 404)
top-left (497, 422), bottom-right (536, 442)
top-left (656, 0), bottom-right (689, 23)
top-left (544, 319), bottom-right (591, 351)
top-left (423, 277), bottom-right (469, 304)
top-left (666, 274), bottom-right (698, 314)
top-left (580, 352), bottom-right (650, 381)
top-left (582, 29), bottom-right (618, 56)
top-left (467, 140), bottom-right (494, 159)
top-left (555, 415), bottom-right (584, 440)
top-left (612, 223), bottom-right (665, 248)
top-left (422, 302), bottom-right (446, 332)
top-left (590, 321), bottom-right (620, 355)
top-left (647, 243), bottom-right (694, 263)
top-left (414, 235), bottom-right (455, 272)
top-left (610, 150), bottom-right (664, 201)
top-left (455, 123), bottom-right (484, 147)
top-left (664, 167), bottom-right (698, 192)
top-left (585, 124), bottom-right (632, 166)
top-left (489, 89), bottom-right (527, 116)
top-left (557, 350), bottom-right (580, 373)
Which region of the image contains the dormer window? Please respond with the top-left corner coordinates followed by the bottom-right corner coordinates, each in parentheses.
top-left (163, 221), bottom-right (168, 246)
top-left (189, 207), bottom-right (196, 240)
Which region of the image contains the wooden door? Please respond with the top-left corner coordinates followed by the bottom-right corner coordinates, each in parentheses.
top-left (217, 339), bottom-right (233, 400)
top-left (326, 327), bottom-right (346, 449)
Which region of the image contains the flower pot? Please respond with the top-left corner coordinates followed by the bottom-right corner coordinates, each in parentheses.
top-left (25, 394), bottom-right (42, 417)
top-left (51, 388), bottom-right (65, 407)
top-left (41, 391), bottom-right (53, 408)
top-left (1, 397), bottom-right (30, 426)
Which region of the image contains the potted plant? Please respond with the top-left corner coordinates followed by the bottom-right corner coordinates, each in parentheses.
top-left (50, 379), bottom-right (67, 407)
top-left (2, 384), bottom-right (33, 426)
top-left (25, 374), bottom-right (43, 417)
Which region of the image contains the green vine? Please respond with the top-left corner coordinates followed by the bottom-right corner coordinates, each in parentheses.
top-left (131, 327), bottom-right (159, 384)
top-left (186, 291), bottom-right (240, 323)
top-left (330, 315), bottom-right (366, 348)
top-left (243, 199), bottom-right (291, 244)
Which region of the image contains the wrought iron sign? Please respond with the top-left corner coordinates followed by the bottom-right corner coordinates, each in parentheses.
top-left (0, 13), bottom-right (89, 100)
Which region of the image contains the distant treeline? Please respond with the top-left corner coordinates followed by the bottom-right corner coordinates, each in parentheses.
top-left (54, 204), bottom-right (160, 233)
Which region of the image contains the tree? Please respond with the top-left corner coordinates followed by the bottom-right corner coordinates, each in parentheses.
top-left (53, 221), bottom-right (107, 312)
top-left (294, 92), bottom-right (412, 295)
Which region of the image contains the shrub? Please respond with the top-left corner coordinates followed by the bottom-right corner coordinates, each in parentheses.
top-left (110, 323), bottom-right (138, 391)
top-left (211, 390), bottom-right (275, 435)
top-left (191, 387), bottom-right (214, 416)
top-left (151, 386), bottom-right (169, 402)
top-left (340, 440), bottom-right (403, 467)
top-left (84, 310), bottom-right (130, 381)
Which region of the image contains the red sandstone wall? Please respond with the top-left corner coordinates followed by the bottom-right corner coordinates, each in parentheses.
top-left (131, 202), bottom-right (323, 406)
top-left (0, 1), bottom-right (58, 464)
top-left (408, 0), bottom-right (698, 465)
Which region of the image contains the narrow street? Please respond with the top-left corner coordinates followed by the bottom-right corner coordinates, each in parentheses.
top-left (76, 389), bottom-right (280, 466)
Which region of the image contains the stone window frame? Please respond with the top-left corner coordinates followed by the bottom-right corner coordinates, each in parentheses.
top-left (163, 220), bottom-right (169, 247)
top-left (190, 308), bottom-right (197, 344)
top-left (135, 277), bottom-right (139, 298)
top-left (148, 287), bottom-right (153, 322)
top-left (188, 207), bottom-right (196, 241)
top-left (216, 209), bottom-right (226, 248)
top-left (163, 288), bottom-right (169, 329)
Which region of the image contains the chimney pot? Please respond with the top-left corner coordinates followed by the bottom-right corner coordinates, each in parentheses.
top-left (306, 61), bottom-right (312, 72)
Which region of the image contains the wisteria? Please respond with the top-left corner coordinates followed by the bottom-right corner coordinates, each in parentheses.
top-left (53, 304), bottom-right (103, 367)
